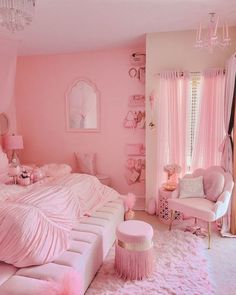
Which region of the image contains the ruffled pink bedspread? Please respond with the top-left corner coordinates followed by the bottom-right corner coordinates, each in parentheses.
top-left (0, 185), bottom-right (81, 267)
top-left (50, 173), bottom-right (120, 215)
top-left (0, 173), bottom-right (119, 268)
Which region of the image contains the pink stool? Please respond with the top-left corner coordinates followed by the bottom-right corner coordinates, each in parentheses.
top-left (115, 220), bottom-right (154, 280)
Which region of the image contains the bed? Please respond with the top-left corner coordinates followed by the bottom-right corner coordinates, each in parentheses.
top-left (0, 147), bottom-right (124, 295)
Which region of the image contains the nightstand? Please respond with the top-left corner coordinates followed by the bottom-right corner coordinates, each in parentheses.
top-left (96, 174), bottom-right (111, 186)
top-left (158, 187), bottom-right (183, 224)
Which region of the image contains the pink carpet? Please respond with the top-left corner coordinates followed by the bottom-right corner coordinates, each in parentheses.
top-left (86, 230), bottom-right (214, 295)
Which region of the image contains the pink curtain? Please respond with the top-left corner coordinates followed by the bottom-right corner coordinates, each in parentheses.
top-left (0, 38), bottom-right (18, 112)
top-left (192, 69), bottom-right (225, 170)
top-left (156, 71), bottom-right (189, 205)
top-left (220, 53), bottom-right (236, 173)
top-left (220, 53), bottom-right (236, 237)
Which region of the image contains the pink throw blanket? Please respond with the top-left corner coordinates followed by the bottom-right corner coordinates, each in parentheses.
top-left (50, 173), bottom-right (120, 215)
top-left (0, 185), bottom-right (81, 267)
top-left (0, 173), bottom-right (120, 268)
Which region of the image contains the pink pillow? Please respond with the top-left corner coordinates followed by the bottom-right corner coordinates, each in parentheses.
top-left (203, 171), bottom-right (225, 202)
top-left (179, 176), bottom-right (205, 198)
top-left (75, 152), bottom-right (97, 175)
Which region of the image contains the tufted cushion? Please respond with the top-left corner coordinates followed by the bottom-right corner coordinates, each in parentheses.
top-left (203, 171), bottom-right (225, 202)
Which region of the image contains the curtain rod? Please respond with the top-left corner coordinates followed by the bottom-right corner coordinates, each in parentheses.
top-left (155, 71), bottom-right (199, 77)
top-left (155, 70), bottom-right (225, 76)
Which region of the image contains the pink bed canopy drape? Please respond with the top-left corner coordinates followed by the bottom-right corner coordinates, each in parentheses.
top-left (191, 68), bottom-right (225, 171)
top-left (0, 38), bottom-right (18, 113)
top-left (155, 70), bottom-right (189, 206)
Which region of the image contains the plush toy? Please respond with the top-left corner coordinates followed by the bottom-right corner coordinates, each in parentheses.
top-left (17, 168), bottom-right (31, 186)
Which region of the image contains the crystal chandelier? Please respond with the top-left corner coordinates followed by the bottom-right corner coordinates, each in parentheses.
top-left (195, 12), bottom-right (231, 52)
top-left (0, 0), bottom-right (36, 33)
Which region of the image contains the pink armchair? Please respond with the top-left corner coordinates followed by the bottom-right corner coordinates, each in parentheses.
top-left (168, 166), bottom-right (234, 248)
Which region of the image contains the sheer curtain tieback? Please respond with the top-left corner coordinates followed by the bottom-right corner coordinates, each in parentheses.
top-left (219, 134), bottom-right (232, 152)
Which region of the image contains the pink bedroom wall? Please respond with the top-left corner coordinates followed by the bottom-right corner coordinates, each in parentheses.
top-left (15, 47), bottom-right (145, 196)
top-left (0, 38), bottom-right (18, 146)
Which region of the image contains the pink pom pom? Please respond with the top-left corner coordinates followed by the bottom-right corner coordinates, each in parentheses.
top-left (39, 271), bottom-right (81, 295)
top-left (124, 193), bottom-right (136, 211)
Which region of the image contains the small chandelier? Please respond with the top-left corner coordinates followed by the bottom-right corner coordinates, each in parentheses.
top-left (195, 12), bottom-right (231, 52)
top-left (0, 0), bottom-right (36, 33)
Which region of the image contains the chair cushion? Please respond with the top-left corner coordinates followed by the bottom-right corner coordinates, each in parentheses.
top-left (179, 176), bottom-right (204, 198)
top-left (203, 171), bottom-right (225, 202)
top-left (168, 198), bottom-right (216, 222)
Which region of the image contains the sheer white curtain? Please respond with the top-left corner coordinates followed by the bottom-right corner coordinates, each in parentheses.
top-left (156, 71), bottom-right (189, 206)
top-left (191, 69), bottom-right (225, 170)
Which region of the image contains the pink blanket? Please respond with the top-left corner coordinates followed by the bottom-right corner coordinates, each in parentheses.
top-left (0, 185), bottom-right (81, 267)
top-left (0, 173), bottom-right (120, 268)
top-left (50, 173), bottom-right (120, 215)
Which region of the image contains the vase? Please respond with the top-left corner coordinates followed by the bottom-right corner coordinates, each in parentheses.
top-left (125, 209), bottom-right (135, 220)
top-left (169, 173), bottom-right (178, 184)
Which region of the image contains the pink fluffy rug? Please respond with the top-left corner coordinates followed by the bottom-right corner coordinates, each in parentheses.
top-left (86, 230), bottom-right (214, 295)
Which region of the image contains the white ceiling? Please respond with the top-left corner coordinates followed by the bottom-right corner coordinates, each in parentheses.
top-left (0, 0), bottom-right (236, 56)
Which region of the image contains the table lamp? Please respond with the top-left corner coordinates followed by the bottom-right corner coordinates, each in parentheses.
top-left (4, 134), bottom-right (24, 164)
top-left (8, 159), bottom-right (21, 184)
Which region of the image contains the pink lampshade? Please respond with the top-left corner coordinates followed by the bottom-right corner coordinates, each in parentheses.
top-left (4, 134), bottom-right (24, 150)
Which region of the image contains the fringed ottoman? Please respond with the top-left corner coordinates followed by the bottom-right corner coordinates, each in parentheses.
top-left (115, 220), bottom-right (154, 280)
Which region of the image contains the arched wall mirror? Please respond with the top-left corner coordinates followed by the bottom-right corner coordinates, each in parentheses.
top-left (0, 113), bottom-right (9, 136)
top-left (65, 78), bottom-right (100, 132)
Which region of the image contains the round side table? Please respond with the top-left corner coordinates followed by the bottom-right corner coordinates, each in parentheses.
top-left (158, 187), bottom-right (183, 224)
top-left (115, 220), bottom-right (154, 280)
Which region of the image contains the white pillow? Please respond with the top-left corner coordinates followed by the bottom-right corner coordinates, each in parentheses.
top-left (179, 176), bottom-right (205, 198)
top-left (41, 164), bottom-right (72, 177)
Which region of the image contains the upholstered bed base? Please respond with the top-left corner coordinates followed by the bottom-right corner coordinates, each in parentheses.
top-left (0, 198), bottom-right (124, 295)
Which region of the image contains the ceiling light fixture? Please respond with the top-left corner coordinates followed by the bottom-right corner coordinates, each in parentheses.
top-left (195, 12), bottom-right (231, 52)
top-left (0, 0), bottom-right (36, 33)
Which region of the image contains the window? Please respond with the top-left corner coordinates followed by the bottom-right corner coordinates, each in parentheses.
top-left (186, 72), bottom-right (201, 170)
